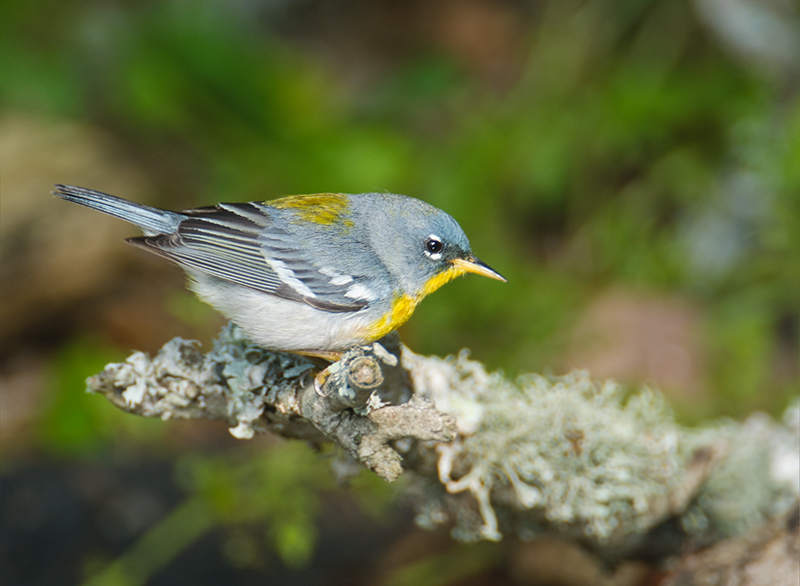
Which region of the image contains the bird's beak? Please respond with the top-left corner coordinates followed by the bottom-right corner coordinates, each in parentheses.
top-left (453, 256), bottom-right (507, 282)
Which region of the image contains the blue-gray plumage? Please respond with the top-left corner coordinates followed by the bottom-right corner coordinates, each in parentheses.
top-left (53, 184), bottom-right (505, 357)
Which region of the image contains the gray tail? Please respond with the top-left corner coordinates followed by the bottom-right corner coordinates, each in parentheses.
top-left (53, 184), bottom-right (185, 236)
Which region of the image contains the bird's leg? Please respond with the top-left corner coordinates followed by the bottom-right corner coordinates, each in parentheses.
top-left (295, 349), bottom-right (343, 364)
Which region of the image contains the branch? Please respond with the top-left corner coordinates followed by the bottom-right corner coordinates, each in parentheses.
top-left (86, 323), bottom-right (800, 560)
top-left (89, 325), bottom-right (454, 481)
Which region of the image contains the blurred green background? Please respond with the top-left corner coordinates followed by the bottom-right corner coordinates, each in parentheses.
top-left (1, 0), bottom-right (798, 584)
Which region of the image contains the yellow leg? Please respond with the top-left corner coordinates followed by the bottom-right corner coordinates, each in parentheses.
top-left (295, 349), bottom-right (343, 363)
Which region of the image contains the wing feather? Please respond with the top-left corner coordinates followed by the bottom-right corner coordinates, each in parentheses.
top-left (129, 201), bottom-right (367, 312)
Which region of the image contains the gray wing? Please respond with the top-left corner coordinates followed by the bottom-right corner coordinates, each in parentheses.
top-left (128, 202), bottom-right (368, 313)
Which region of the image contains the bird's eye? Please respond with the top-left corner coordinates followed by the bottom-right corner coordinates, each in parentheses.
top-left (425, 238), bottom-right (443, 254)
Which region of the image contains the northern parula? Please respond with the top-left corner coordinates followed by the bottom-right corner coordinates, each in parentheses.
top-left (54, 184), bottom-right (505, 359)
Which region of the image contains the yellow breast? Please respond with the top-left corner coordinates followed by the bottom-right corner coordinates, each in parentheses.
top-left (363, 263), bottom-right (467, 341)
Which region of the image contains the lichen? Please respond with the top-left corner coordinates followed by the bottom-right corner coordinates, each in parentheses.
top-left (86, 324), bottom-right (799, 554)
top-left (683, 401), bottom-right (800, 541)
top-left (90, 324), bottom-right (317, 437)
top-left (406, 350), bottom-right (688, 544)
top-left (404, 349), bottom-right (799, 548)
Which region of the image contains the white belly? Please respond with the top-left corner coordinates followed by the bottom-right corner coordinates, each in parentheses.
top-left (188, 275), bottom-right (375, 352)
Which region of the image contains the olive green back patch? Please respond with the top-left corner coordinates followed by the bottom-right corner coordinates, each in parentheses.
top-left (268, 193), bottom-right (353, 227)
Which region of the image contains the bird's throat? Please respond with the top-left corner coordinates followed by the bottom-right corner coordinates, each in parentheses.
top-left (364, 264), bottom-right (466, 342)
top-left (419, 264), bottom-right (467, 297)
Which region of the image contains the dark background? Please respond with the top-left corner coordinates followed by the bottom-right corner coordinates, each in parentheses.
top-left (1, 0), bottom-right (798, 584)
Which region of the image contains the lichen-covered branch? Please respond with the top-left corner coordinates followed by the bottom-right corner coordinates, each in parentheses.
top-left (88, 325), bottom-right (454, 481)
top-left (86, 323), bottom-right (800, 561)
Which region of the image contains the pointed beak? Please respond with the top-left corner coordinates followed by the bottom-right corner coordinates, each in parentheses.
top-left (453, 256), bottom-right (507, 282)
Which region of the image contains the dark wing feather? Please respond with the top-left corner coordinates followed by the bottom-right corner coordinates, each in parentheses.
top-left (129, 202), bottom-right (367, 312)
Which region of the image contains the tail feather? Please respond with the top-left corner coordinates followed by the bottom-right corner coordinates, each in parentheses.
top-left (53, 184), bottom-right (185, 235)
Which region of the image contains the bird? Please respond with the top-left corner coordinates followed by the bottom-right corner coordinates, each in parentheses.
top-left (53, 184), bottom-right (505, 360)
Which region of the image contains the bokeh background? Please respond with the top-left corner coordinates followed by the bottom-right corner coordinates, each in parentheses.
top-left (1, 0), bottom-right (798, 584)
